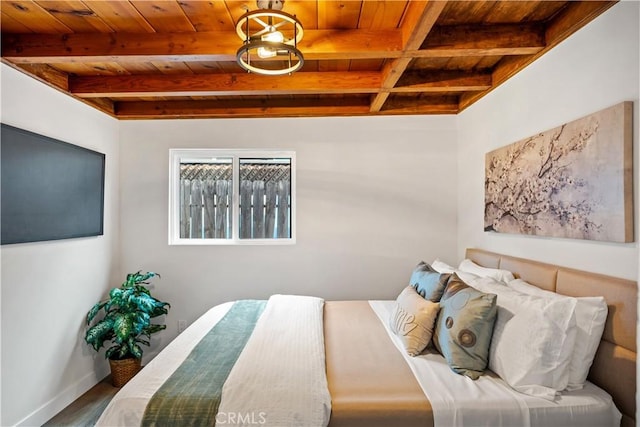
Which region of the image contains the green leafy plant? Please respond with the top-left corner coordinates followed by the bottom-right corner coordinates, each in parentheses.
top-left (85, 271), bottom-right (170, 360)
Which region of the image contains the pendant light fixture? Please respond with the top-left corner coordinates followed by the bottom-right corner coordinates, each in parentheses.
top-left (235, 0), bottom-right (304, 75)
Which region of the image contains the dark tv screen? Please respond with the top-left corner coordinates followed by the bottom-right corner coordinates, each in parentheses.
top-left (1, 124), bottom-right (105, 245)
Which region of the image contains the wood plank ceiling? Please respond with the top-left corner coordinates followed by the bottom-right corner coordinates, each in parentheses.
top-left (1, 0), bottom-right (616, 119)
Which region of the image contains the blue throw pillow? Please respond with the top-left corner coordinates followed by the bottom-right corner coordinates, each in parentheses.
top-left (409, 261), bottom-right (450, 302)
top-left (433, 273), bottom-right (497, 380)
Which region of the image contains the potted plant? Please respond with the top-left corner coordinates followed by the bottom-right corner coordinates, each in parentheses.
top-left (85, 271), bottom-right (170, 387)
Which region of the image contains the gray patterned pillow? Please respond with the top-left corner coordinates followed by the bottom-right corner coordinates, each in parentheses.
top-left (409, 261), bottom-right (451, 302)
top-left (433, 274), bottom-right (497, 379)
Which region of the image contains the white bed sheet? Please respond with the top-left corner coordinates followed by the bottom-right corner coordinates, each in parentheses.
top-left (369, 300), bottom-right (622, 427)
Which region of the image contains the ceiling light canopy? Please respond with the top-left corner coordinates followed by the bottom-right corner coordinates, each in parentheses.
top-left (236, 0), bottom-right (304, 76)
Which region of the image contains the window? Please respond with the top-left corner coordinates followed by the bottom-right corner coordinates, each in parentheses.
top-left (169, 149), bottom-right (295, 245)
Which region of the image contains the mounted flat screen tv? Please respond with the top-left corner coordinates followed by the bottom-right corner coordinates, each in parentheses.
top-left (1, 124), bottom-right (105, 245)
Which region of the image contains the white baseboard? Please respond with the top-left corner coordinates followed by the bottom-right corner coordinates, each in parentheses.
top-left (15, 366), bottom-right (109, 427)
top-left (13, 352), bottom-right (160, 427)
top-left (142, 351), bottom-right (159, 365)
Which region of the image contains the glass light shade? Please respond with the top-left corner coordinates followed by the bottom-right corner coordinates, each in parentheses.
top-left (257, 30), bottom-right (284, 59)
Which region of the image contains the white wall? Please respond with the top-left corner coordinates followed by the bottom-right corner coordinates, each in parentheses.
top-left (119, 115), bottom-right (458, 342)
top-left (0, 64), bottom-right (120, 426)
top-left (456, 1), bottom-right (639, 281)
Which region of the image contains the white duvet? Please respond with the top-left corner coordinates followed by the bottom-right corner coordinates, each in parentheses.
top-left (217, 294), bottom-right (331, 427)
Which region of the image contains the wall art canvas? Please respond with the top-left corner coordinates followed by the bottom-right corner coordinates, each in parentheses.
top-left (484, 101), bottom-right (633, 242)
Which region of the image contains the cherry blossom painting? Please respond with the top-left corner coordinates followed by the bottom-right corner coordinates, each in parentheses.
top-left (484, 102), bottom-right (633, 243)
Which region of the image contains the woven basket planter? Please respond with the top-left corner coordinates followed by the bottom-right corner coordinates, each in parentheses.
top-left (109, 358), bottom-right (142, 387)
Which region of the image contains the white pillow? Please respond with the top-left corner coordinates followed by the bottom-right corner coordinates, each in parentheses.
top-left (453, 270), bottom-right (480, 285)
top-left (431, 259), bottom-right (481, 286)
top-left (508, 279), bottom-right (608, 390)
top-left (431, 259), bottom-right (456, 274)
top-left (389, 286), bottom-right (441, 356)
top-left (468, 276), bottom-right (577, 400)
top-left (458, 259), bottom-right (515, 283)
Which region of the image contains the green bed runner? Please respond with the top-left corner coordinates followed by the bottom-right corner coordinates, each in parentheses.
top-left (141, 300), bottom-right (267, 427)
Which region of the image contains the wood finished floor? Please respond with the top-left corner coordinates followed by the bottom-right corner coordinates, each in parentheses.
top-left (42, 377), bottom-right (118, 427)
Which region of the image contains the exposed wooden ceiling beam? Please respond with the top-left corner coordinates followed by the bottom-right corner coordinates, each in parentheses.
top-left (400, 1), bottom-right (447, 52)
top-left (70, 69), bottom-right (487, 98)
top-left (417, 23), bottom-right (545, 57)
top-left (545, 0), bottom-right (616, 43)
top-left (70, 72), bottom-right (382, 98)
top-left (1, 23), bottom-right (543, 65)
top-left (368, 57), bottom-right (410, 112)
top-left (0, 59), bottom-right (115, 116)
top-left (458, 1), bottom-right (617, 111)
top-left (14, 62), bottom-right (69, 91)
top-left (393, 71), bottom-right (492, 93)
top-left (114, 94), bottom-right (460, 118)
top-left (84, 98), bottom-right (117, 116)
top-left (1, 29), bottom-right (403, 63)
top-left (114, 97), bottom-right (372, 119)
top-left (382, 95), bottom-right (460, 114)
top-left (370, 0), bottom-right (448, 112)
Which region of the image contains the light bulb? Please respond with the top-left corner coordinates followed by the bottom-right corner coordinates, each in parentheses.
top-left (257, 30), bottom-right (284, 59)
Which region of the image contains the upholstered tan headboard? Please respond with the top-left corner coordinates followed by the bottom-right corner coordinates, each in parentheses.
top-left (466, 248), bottom-right (637, 427)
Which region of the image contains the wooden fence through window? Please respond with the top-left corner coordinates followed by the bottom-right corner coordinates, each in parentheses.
top-left (180, 163), bottom-right (291, 239)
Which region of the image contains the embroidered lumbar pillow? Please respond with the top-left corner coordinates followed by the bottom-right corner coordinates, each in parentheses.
top-left (390, 286), bottom-right (441, 356)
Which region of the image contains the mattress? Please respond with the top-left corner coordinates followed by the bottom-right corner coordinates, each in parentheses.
top-left (96, 298), bottom-right (621, 427)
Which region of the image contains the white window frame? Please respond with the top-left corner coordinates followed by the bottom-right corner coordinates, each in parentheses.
top-left (169, 149), bottom-right (296, 245)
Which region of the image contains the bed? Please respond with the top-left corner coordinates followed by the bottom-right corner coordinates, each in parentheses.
top-left (96, 248), bottom-right (637, 427)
